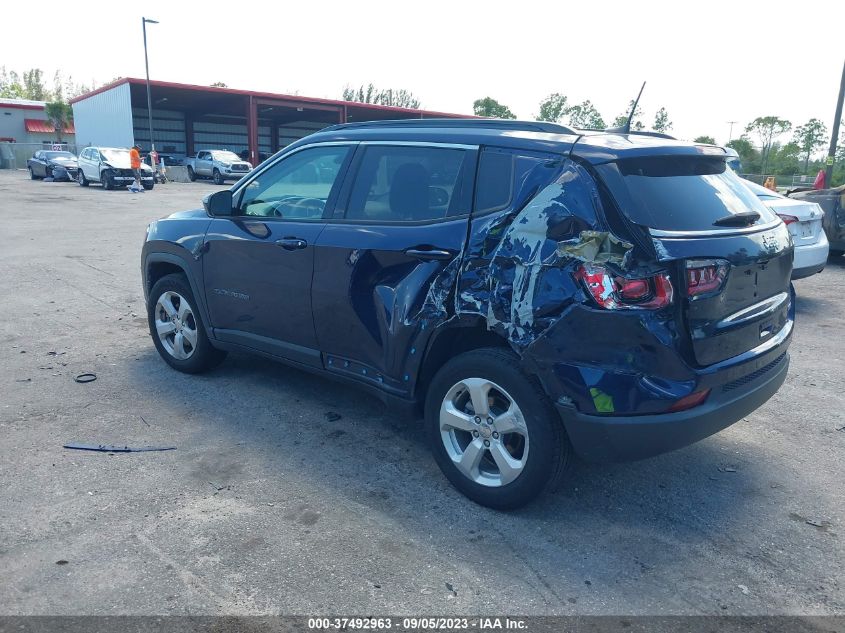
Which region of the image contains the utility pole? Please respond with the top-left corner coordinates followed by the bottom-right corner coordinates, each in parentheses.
top-left (142, 17), bottom-right (159, 154)
top-left (727, 121), bottom-right (737, 143)
top-left (825, 60), bottom-right (845, 187)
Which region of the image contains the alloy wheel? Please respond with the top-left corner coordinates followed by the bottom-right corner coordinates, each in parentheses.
top-left (439, 377), bottom-right (529, 487)
top-left (154, 291), bottom-right (198, 360)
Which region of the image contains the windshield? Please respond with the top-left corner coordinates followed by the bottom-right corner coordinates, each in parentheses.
top-left (602, 156), bottom-right (778, 232)
top-left (101, 149), bottom-right (130, 162)
top-left (45, 151), bottom-right (75, 160)
top-left (212, 151), bottom-right (241, 162)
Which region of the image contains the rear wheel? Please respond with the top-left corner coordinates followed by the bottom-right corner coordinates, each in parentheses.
top-left (148, 273), bottom-right (226, 373)
top-left (77, 169), bottom-right (89, 187)
top-left (213, 169), bottom-right (225, 185)
top-left (425, 347), bottom-right (572, 510)
top-left (187, 166), bottom-right (196, 181)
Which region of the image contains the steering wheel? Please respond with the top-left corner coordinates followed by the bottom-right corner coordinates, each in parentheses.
top-left (290, 197), bottom-right (325, 215)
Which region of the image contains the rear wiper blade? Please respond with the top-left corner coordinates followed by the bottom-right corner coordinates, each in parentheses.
top-left (713, 211), bottom-right (760, 227)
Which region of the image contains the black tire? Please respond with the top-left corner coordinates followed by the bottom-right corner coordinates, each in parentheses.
top-left (143, 181), bottom-right (154, 191)
top-left (102, 171), bottom-right (114, 190)
top-left (147, 273), bottom-right (226, 374)
top-left (187, 166), bottom-right (196, 181)
top-left (425, 347), bottom-right (572, 510)
top-left (213, 169), bottom-right (225, 185)
top-left (78, 170), bottom-right (89, 187)
top-left (829, 249), bottom-right (843, 258)
top-left (29, 167), bottom-right (38, 180)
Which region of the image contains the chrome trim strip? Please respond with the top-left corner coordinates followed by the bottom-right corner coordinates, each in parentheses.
top-left (720, 292), bottom-right (789, 327)
top-left (650, 219), bottom-right (782, 238)
top-left (359, 140), bottom-right (478, 150)
top-left (230, 140), bottom-right (477, 198)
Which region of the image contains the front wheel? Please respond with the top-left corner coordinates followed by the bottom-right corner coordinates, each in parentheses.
top-left (143, 181), bottom-right (154, 191)
top-left (425, 347), bottom-right (572, 510)
top-left (829, 249), bottom-right (844, 258)
top-left (102, 171), bottom-right (114, 190)
top-left (213, 169), bottom-right (225, 185)
top-left (148, 273), bottom-right (226, 373)
top-left (29, 167), bottom-right (38, 180)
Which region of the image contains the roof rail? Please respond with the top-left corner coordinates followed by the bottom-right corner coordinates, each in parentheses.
top-left (323, 118), bottom-right (577, 135)
top-left (601, 128), bottom-right (677, 140)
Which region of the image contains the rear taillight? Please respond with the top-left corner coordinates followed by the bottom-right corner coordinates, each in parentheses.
top-left (685, 259), bottom-right (729, 299)
top-left (574, 264), bottom-right (673, 310)
top-left (777, 214), bottom-right (799, 226)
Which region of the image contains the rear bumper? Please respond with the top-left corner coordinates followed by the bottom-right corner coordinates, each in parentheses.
top-left (558, 351), bottom-right (789, 462)
top-left (792, 233), bottom-right (828, 279)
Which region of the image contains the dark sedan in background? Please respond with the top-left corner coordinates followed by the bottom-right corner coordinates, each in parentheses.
top-left (27, 150), bottom-right (79, 181)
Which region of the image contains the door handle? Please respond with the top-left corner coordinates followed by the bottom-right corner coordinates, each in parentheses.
top-left (404, 248), bottom-right (453, 261)
top-left (276, 237), bottom-right (308, 250)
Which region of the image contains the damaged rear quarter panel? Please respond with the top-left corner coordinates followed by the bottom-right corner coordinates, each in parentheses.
top-left (454, 155), bottom-right (692, 415)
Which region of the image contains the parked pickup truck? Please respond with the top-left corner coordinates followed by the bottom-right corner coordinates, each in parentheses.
top-left (185, 150), bottom-right (253, 184)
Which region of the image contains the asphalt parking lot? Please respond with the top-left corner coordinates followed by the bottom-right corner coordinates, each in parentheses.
top-left (0, 169), bottom-right (842, 616)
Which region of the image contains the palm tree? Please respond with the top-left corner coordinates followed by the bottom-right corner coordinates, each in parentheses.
top-left (45, 101), bottom-right (72, 143)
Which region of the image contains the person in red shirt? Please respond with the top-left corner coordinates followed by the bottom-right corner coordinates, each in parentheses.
top-left (129, 145), bottom-right (142, 192)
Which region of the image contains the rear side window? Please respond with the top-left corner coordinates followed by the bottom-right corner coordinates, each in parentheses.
top-left (474, 147), bottom-right (568, 215)
top-left (608, 156), bottom-right (777, 231)
top-left (346, 145), bottom-right (468, 222)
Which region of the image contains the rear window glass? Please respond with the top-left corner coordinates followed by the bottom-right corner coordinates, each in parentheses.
top-left (612, 157), bottom-right (777, 231)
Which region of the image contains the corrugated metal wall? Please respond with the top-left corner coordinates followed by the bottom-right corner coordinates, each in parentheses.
top-left (193, 117), bottom-right (248, 154)
top-left (278, 121), bottom-right (330, 148)
top-left (71, 83), bottom-right (134, 149)
top-left (132, 107), bottom-right (186, 155)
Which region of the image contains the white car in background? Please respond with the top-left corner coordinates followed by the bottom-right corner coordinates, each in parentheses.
top-left (743, 179), bottom-right (828, 279)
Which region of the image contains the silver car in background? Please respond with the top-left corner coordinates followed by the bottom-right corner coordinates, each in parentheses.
top-left (743, 179), bottom-right (828, 279)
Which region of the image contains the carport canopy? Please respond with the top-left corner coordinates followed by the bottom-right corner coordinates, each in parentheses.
top-left (72, 78), bottom-right (470, 164)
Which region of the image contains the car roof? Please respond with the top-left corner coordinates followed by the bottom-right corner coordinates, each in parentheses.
top-left (295, 118), bottom-right (723, 165)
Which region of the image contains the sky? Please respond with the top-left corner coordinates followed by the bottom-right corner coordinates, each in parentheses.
top-left (3, 0), bottom-right (844, 147)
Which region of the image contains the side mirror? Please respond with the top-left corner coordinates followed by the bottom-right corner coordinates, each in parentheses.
top-left (203, 190), bottom-right (234, 217)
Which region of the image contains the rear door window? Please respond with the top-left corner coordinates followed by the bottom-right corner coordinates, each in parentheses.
top-left (601, 156), bottom-right (778, 231)
top-left (345, 145), bottom-right (470, 222)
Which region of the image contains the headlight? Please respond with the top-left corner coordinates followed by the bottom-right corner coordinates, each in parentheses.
top-left (221, 163), bottom-right (231, 169)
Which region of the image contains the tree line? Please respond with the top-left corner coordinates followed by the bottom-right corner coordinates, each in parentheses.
top-left (722, 116), bottom-right (843, 182)
top-left (342, 85), bottom-right (843, 184)
top-left (0, 67), bottom-right (99, 142)
top-left (470, 94), bottom-right (674, 133)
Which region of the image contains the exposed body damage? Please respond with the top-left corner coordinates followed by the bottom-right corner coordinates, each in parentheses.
top-left (425, 157), bottom-right (689, 417)
top-left (456, 159), bottom-right (602, 346)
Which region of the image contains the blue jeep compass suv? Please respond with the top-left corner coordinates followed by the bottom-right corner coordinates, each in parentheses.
top-left (142, 119), bottom-right (793, 509)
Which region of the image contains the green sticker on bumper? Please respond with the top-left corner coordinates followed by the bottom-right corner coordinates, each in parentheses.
top-left (590, 387), bottom-right (615, 413)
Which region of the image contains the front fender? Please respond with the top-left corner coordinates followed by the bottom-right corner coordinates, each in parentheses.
top-left (142, 213), bottom-right (213, 335)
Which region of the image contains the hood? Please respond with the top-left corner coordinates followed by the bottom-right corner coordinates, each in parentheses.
top-left (167, 208), bottom-right (208, 220)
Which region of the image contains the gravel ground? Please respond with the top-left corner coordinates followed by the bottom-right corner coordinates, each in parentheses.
top-left (0, 169), bottom-right (842, 616)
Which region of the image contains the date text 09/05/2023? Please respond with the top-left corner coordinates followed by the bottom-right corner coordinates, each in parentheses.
top-left (307, 617), bottom-right (528, 630)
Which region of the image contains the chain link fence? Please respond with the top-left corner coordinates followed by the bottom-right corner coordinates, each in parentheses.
top-left (0, 142), bottom-right (78, 170)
